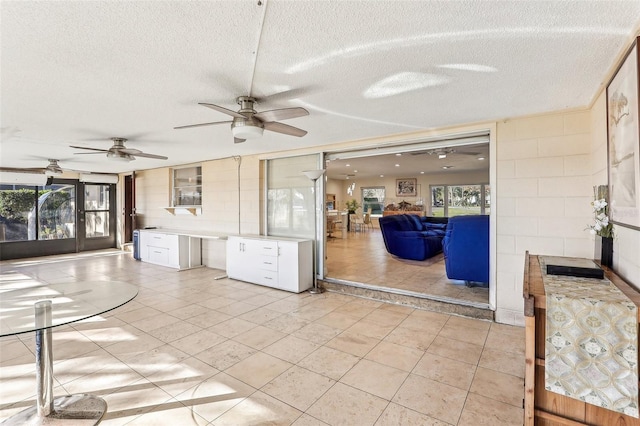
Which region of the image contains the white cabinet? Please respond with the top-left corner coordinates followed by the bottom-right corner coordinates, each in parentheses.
top-left (226, 236), bottom-right (312, 293)
top-left (138, 230), bottom-right (201, 270)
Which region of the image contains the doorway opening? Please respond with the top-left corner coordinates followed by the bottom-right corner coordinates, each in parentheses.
top-left (322, 132), bottom-right (493, 309)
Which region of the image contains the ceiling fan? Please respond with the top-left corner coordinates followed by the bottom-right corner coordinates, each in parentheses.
top-left (175, 96), bottom-right (309, 143)
top-left (0, 159), bottom-right (64, 175)
top-left (70, 137), bottom-right (168, 162)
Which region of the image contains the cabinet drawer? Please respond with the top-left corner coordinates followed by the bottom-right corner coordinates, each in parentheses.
top-left (147, 246), bottom-right (170, 265)
top-left (257, 241), bottom-right (278, 256)
top-left (255, 269), bottom-right (279, 286)
top-left (146, 233), bottom-right (177, 249)
top-left (258, 256), bottom-right (278, 271)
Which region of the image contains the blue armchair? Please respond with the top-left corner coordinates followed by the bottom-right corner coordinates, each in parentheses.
top-left (378, 214), bottom-right (446, 261)
top-left (442, 215), bottom-right (489, 285)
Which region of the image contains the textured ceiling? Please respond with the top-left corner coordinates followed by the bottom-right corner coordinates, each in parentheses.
top-left (1, 1), bottom-right (639, 176)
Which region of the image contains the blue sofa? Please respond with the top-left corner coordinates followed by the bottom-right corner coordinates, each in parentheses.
top-left (378, 214), bottom-right (448, 261)
top-left (442, 215), bottom-right (489, 285)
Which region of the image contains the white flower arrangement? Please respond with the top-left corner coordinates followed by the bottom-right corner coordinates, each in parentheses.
top-left (587, 186), bottom-right (614, 238)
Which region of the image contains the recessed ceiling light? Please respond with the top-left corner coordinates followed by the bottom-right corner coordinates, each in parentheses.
top-left (353, 170), bottom-right (358, 173)
top-left (438, 154), bottom-right (447, 159)
top-left (345, 163), bottom-right (350, 167)
top-left (380, 175), bottom-right (384, 178)
top-left (478, 157), bottom-right (485, 160)
top-left (395, 153), bottom-right (402, 156)
top-left (395, 164), bottom-right (400, 167)
top-left (420, 171), bottom-right (425, 174)
top-left (442, 166), bottom-right (453, 169)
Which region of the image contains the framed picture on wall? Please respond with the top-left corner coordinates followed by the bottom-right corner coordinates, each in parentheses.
top-left (396, 178), bottom-right (417, 197)
top-left (607, 36), bottom-right (640, 230)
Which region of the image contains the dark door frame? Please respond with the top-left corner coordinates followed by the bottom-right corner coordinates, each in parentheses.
top-left (123, 173), bottom-right (135, 243)
top-left (0, 178), bottom-right (117, 260)
top-left (77, 181), bottom-right (117, 252)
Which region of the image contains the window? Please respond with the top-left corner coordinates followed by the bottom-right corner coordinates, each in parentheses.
top-left (84, 184), bottom-right (109, 238)
top-left (431, 186), bottom-right (445, 217)
top-left (361, 187), bottom-right (385, 216)
top-left (429, 184), bottom-right (490, 217)
top-left (0, 183), bottom-right (76, 242)
top-left (172, 166), bottom-right (202, 206)
top-left (266, 154), bottom-right (320, 238)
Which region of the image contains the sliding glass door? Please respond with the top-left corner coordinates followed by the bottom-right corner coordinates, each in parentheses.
top-left (0, 178), bottom-right (116, 260)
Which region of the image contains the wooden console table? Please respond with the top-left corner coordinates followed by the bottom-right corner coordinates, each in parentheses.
top-left (523, 252), bottom-right (640, 425)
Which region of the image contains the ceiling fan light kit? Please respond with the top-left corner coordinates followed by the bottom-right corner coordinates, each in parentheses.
top-left (231, 120), bottom-right (264, 140)
top-left (106, 151), bottom-right (134, 161)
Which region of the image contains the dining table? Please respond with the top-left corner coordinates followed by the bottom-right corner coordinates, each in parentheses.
top-left (0, 280), bottom-right (138, 425)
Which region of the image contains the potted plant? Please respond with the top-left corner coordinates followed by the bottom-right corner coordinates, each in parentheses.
top-left (587, 185), bottom-right (615, 267)
top-left (345, 199), bottom-right (360, 213)
top-left (345, 199), bottom-right (361, 232)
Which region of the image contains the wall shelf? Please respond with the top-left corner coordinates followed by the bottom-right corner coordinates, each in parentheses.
top-left (163, 206), bottom-right (201, 216)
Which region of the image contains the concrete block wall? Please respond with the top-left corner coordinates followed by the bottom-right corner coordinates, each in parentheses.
top-left (495, 110), bottom-right (593, 325)
top-left (134, 155), bottom-right (261, 270)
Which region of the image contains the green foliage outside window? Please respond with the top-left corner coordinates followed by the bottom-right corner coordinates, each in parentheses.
top-left (0, 189), bottom-right (39, 222)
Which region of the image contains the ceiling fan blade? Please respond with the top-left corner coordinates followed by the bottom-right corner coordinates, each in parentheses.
top-left (0, 167), bottom-right (46, 174)
top-left (234, 137), bottom-right (246, 144)
top-left (174, 120), bottom-right (233, 130)
top-left (70, 145), bottom-right (109, 153)
top-left (199, 103), bottom-right (246, 119)
top-left (263, 121), bottom-right (307, 137)
top-left (73, 152), bottom-right (106, 155)
top-left (254, 107), bottom-right (309, 123)
top-left (119, 148), bottom-right (143, 155)
top-left (254, 86), bottom-right (317, 104)
top-left (129, 152), bottom-right (168, 160)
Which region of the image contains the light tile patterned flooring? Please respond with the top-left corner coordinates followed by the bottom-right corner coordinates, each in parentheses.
top-left (0, 250), bottom-right (523, 425)
top-left (325, 227), bottom-right (490, 306)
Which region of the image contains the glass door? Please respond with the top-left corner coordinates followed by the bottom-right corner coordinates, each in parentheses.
top-left (78, 183), bottom-right (116, 251)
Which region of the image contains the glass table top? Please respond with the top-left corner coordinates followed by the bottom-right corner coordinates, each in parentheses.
top-left (0, 281), bottom-right (138, 336)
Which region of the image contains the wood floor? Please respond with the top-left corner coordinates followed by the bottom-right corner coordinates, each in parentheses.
top-left (324, 225), bottom-right (490, 307)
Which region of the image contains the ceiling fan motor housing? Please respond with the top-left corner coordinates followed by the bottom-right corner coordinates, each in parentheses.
top-left (232, 97), bottom-right (264, 139)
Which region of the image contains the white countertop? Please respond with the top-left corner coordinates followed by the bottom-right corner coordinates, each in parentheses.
top-left (139, 228), bottom-right (228, 240)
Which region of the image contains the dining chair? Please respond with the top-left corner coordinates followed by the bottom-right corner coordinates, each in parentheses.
top-left (349, 214), bottom-right (364, 232)
top-left (326, 216), bottom-right (337, 238)
top-left (363, 213), bottom-right (374, 231)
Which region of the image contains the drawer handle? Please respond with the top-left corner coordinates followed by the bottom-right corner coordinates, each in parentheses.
top-left (153, 236), bottom-right (162, 239)
top-left (263, 262), bottom-right (273, 265)
top-left (263, 247), bottom-right (273, 250)
top-left (153, 251), bottom-right (162, 254)
top-left (264, 277), bottom-right (273, 280)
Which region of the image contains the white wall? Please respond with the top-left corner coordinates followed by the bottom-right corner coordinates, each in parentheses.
top-left (332, 170), bottom-right (490, 213)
